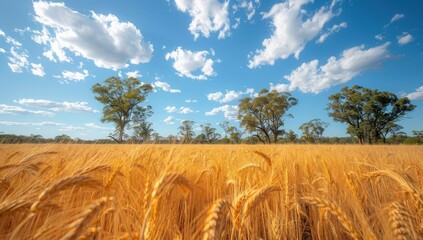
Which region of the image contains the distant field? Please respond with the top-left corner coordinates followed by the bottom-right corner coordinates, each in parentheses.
top-left (0, 144), bottom-right (422, 239)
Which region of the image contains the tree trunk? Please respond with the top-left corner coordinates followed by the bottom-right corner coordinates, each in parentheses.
top-left (118, 125), bottom-right (125, 143)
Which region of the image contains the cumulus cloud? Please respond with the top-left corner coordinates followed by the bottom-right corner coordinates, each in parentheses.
top-left (205, 105), bottom-right (238, 120)
top-left (126, 70), bottom-right (142, 78)
top-left (16, 98), bottom-right (99, 113)
top-left (56, 70), bottom-right (90, 82)
top-left (407, 86), bottom-right (423, 100)
top-left (207, 88), bottom-right (254, 103)
top-left (0, 104), bottom-right (53, 116)
top-left (173, 0), bottom-right (230, 39)
top-left (248, 0), bottom-right (339, 68)
top-left (32, 1), bottom-right (153, 69)
top-left (164, 116), bottom-right (175, 125)
top-left (0, 121), bottom-right (63, 126)
top-left (185, 99), bottom-right (198, 103)
top-left (30, 63), bottom-right (46, 77)
top-left (153, 80), bottom-right (181, 93)
top-left (397, 32), bottom-right (413, 45)
top-left (272, 43), bottom-right (390, 94)
top-left (165, 47), bottom-right (217, 80)
top-left (165, 106), bottom-right (177, 113)
top-left (0, 48), bottom-right (6, 54)
top-left (316, 22), bottom-right (347, 44)
top-left (179, 107), bottom-right (193, 114)
top-left (7, 47), bottom-right (29, 73)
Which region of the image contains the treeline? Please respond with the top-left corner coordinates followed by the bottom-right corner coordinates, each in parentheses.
top-left (2, 130), bottom-right (422, 145)
top-left (87, 77), bottom-right (419, 145)
top-left (2, 77), bottom-right (420, 144)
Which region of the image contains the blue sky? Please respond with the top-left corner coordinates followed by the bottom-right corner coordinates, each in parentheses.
top-left (0, 0), bottom-right (422, 140)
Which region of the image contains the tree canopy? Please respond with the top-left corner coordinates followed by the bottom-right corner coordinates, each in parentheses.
top-left (92, 77), bottom-right (153, 143)
top-left (238, 89), bottom-right (298, 144)
top-left (178, 120), bottom-right (195, 143)
top-left (299, 119), bottom-right (329, 143)
top-left (327, 85), bottom-right (415, 144)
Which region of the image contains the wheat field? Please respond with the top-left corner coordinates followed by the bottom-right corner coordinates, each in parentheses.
top-left (0, 144), bottom-right (422, 240)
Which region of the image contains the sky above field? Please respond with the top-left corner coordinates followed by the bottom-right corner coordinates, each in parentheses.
top-left (0, 0), bottom-right (422, 140)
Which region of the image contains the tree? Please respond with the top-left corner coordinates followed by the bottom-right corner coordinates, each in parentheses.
top-left (92, 77), bottom-right (153, 143)
top-left (179, 120), bottom-right (195, 143)
top-left (227, 126), bottom-right (243, 144)
top-left (200, 124), bottom-right (221, 143)
top-left (219, 121), bottom-right (230, 139)
top-left (133, 121), bottom-right (154, 142)
top-left (328, 85), bottom-right (415, 144)
top-left (299, 119), bottom-right (329, 143)
top-left (412, 130), bottom-right (423, 143)
top-left (285, 130), bottom-right (298, 143)
top-left (238, 89), bottom-right (298, 144)
top-left (381, 123), bottom-right (403, 143)
top-left (54, 134), bottom-right (72, 143)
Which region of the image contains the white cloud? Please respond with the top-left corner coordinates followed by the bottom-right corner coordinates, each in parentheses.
top-left (276, 43), bottom-right (390, 94)
top-left (316, 22), bottom-right (347, 44)
top-left (407, 86), bottom-right (423, 100)
top-left (166, 47), bottom-right (217, 80)
top-left (207, 92), bottom-right (224, 102)
top-left (174, 0), bottom-right (230, 39)
top-left (8, 47), bottom-right (29, 73)
top-left (179, 107), bottom-right (193, 114)
top-left (164, 116), bottom-right (175, 125)
top-left (126, 70), bottom-right (142, 78)
top-left (185, 99), bottom-right (198, 103)
top-left (0, 104), bottom-right (54, 116)
top-left (58, 69), bottom-right (90, 82)
top-left (0, 121), bottom-right (63, 126)
top-left (59, 125), bottom-right (85, 132)
top-left (84, 123), bottom-right (113, 130)
top-left (375, 34), bottom-right (384, 41)
top-left (235, 1), bottom-right (258, 21)
top-left (205, 105), bottom-right (238, 120)
top-left (0, 48), bottom-right (6, 54)
top-left (0, 29), bottom-right (22, 47)
top-left (397, 32), bottom-right (413, 46)
top-left (30, 63), bottom-right (46, 77)
top-left (248, 0), bottom-right (339, 68)
top-left (207, 89), bottom-right (254, 103)
top-left (165, 106), bottom-right (177, 113)
top-left (153, 80), bottom-right (181, 93)
top-left (390, 13), bottom-right (404, 23)
top-left (33, 1), bottom-right (153, 70)
top-left (16, 98), bottom-right (99, 113)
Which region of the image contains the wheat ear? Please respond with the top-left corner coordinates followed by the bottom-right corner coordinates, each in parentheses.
top-left (30, 175), bottom-right (102, 213)
top-left (202, 198), bottom-right (229, 240)
top-left (252, 151), bottom-right (272, 167)
top-left (60, 197), bottom-right (112, 240)
top-left (302, 196), bottom-right (361, 240)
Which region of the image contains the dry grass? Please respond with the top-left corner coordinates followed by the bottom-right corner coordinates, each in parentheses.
top-left (0, 144), bottom-right (422, 239)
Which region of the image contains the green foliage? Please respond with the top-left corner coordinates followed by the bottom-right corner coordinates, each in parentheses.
top-left (178, 120), bottom-right (195, 143)
top-left (285, 130), bottom-right (298, 143)
top-left (299, 119), bottom-right (329, 143)
top-left (92, 77), bottom-right (153, 143)
top-left (327, 85), bottom-right (415, 144)
top-left (199, 124), bottom-right (221, 143)
top-left (238, 89), bottom-right (298, 144)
